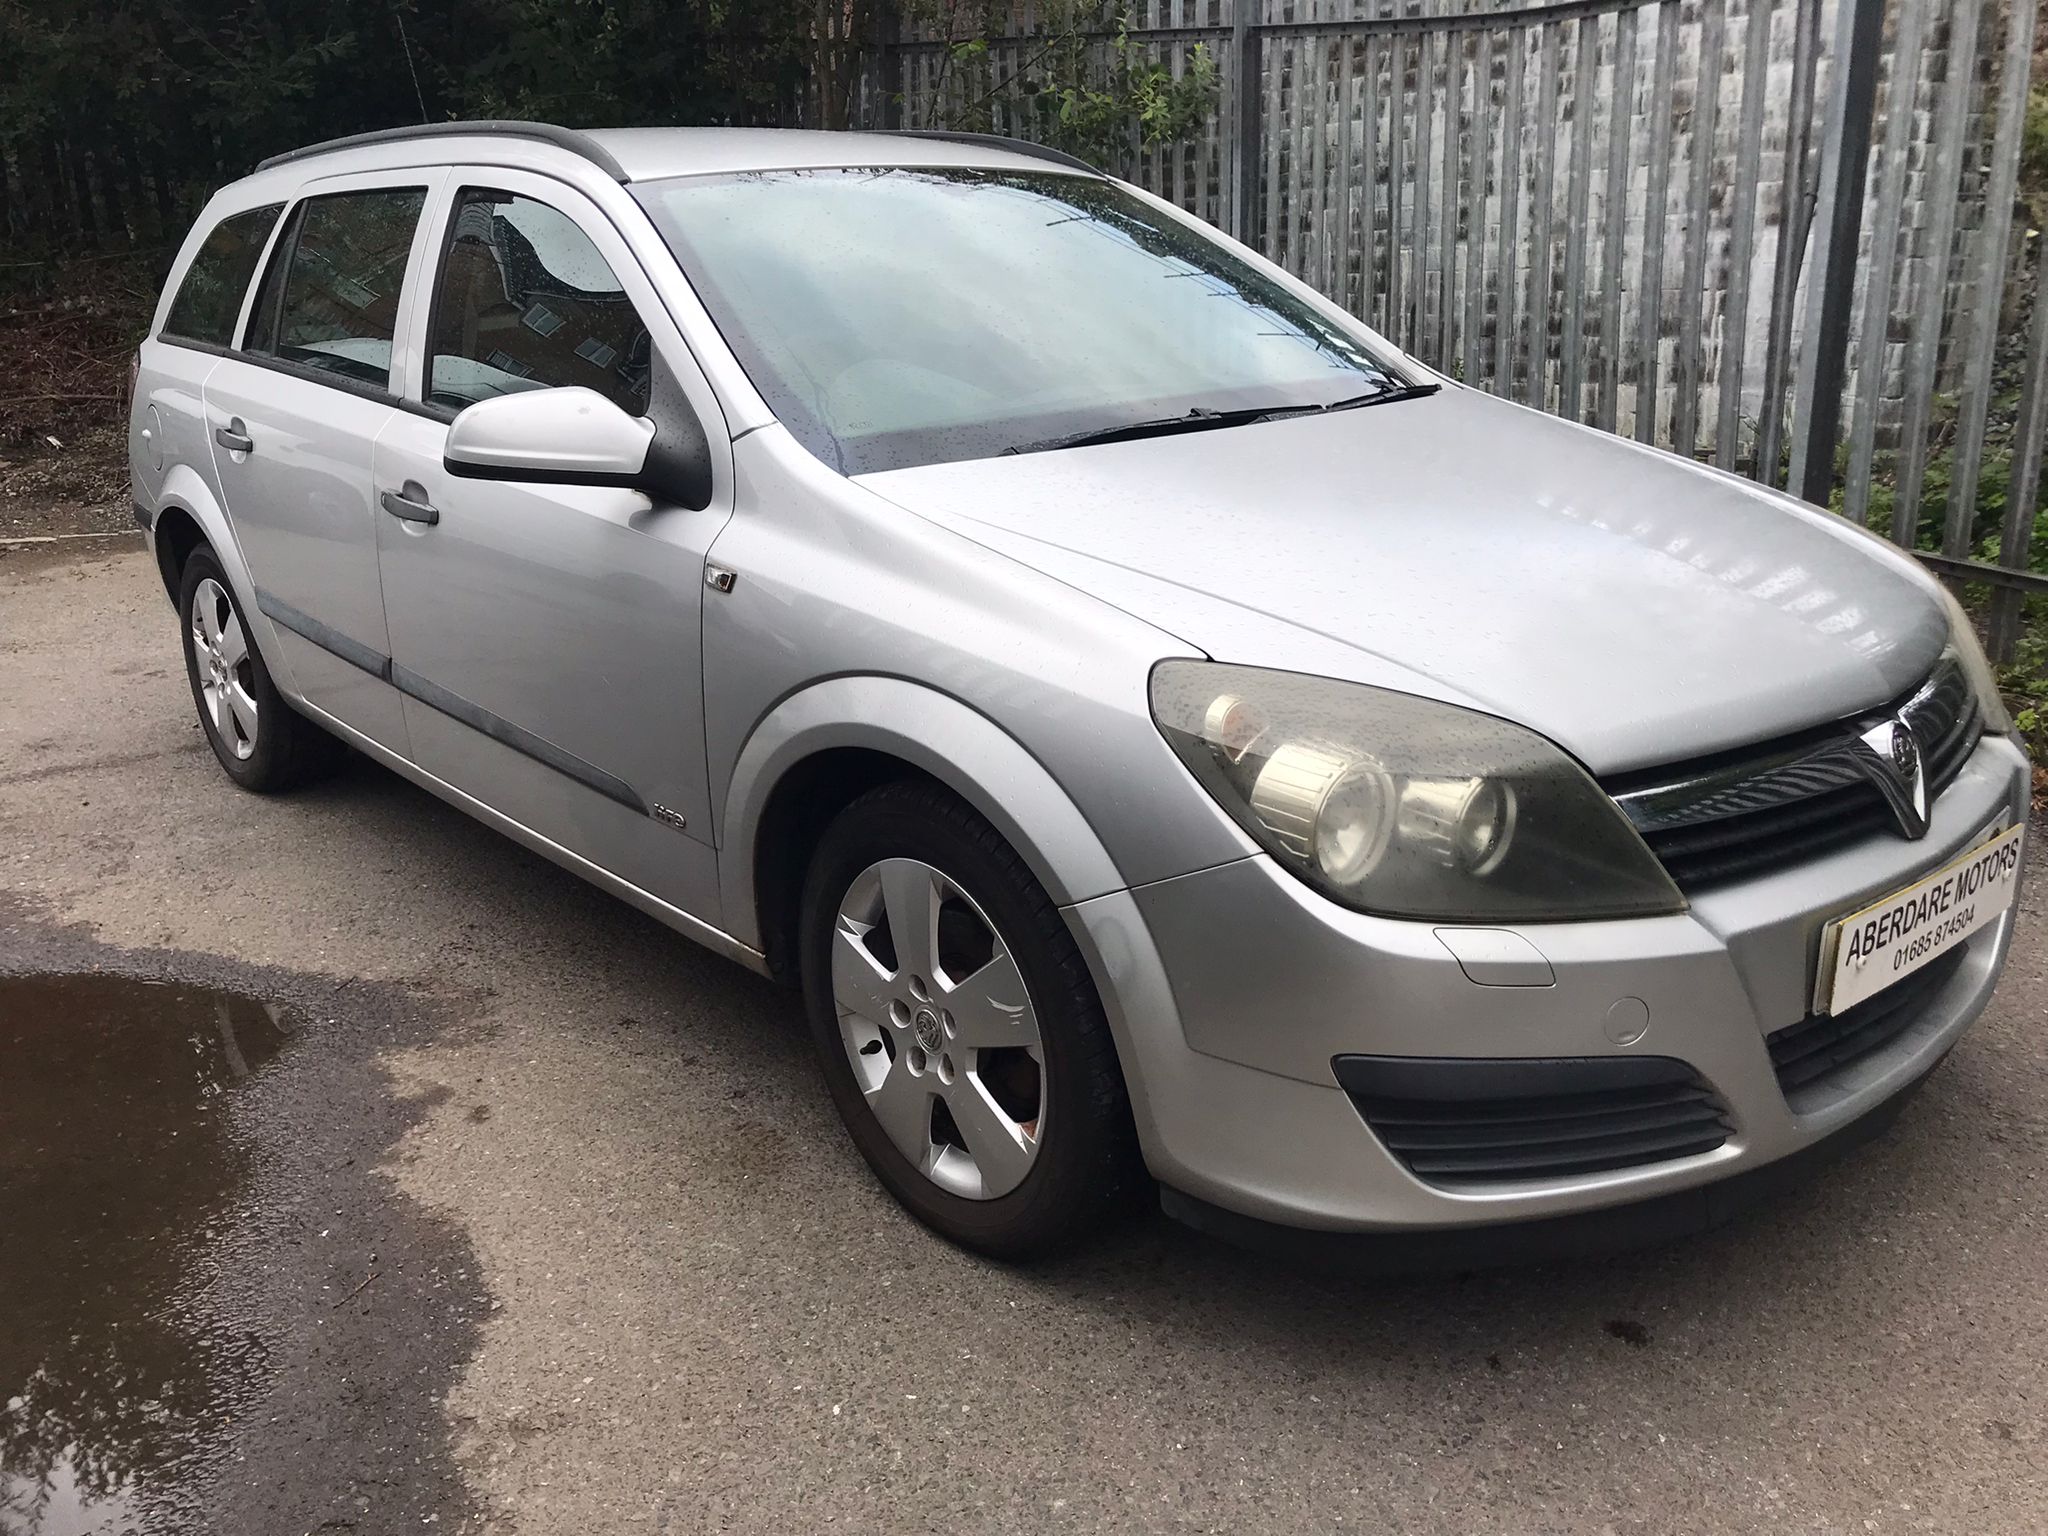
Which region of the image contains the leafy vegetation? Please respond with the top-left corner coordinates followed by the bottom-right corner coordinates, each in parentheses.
top-left (903, 1), bottom-right (1216, 174)
top-left (1837, 387), bottom-right (2048, 758)
top-left (0, 0), bottom-right (874, 271)
top-left (2024, 78), bottom-right (2048, 229)
top-left (1831, 55), bottom-right (2048, 759)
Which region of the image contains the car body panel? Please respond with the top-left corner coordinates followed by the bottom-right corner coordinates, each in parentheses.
top-left (701, 425), bottom-right (1257, 902)
top-left (129, 340), bottom-right (220, 528)
top-left (371, 410), bottom-right (727, 916)
top-left (1140, 733), bottom-right (2023, 1086)
top-left (716, 673), bottom-right (1140, 950)
top-left (855, 386), bottom-right (1949, 775)
top-left (137, 449), bottom-right (305, 703)
top-left (201, 363), bottom-right (411, 752)
top-left (192, 165), bottom-right (448, 753)
top-left (360, 165), bottom-right (738, 919)
top-left (1077, 732), bottom-right (2028, 1229)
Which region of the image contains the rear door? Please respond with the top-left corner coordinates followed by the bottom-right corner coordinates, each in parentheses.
top-left (136, 201), bottom-right (287, 527)
top-left (202, 171), bottom-right (443, 751)
top-left (371, 170), bottom-right (733, 917)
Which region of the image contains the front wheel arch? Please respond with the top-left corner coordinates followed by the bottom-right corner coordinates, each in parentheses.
top-left (718, 676), bottom-right (1127, 962)
top-left (748, 744), bottom-right (938, 986)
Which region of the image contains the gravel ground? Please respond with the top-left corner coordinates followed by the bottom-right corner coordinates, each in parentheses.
top-left (0, 427), bottom-right (133, 541)
top-left (3, 540), bottom-right (2047, 1535)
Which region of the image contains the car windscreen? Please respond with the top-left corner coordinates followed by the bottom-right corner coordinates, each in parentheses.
top-left (632, 167), bottom-right (1410, 474)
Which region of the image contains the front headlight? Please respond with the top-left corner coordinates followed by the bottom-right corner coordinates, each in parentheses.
top-left (1150, 662), bottom-right (1685, 922)
top-left (1936, 585), bottom-right (2012, 735)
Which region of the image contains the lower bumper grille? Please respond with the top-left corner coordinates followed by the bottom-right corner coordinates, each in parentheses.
top-left (1768, 945), bottom-right (1968, 1108)
top-left (1333, 1054), bottom-right (1733, 1189)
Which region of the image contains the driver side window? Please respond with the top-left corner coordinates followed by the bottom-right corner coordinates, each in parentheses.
top-left (426, 188), bottom-right (651, 417)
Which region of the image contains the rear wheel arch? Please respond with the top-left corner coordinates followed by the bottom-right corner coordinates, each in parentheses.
top-left (148, 465), bottom-right (242, 600)
top-left (152, 503), bottom-right (208, 602)
top-left (143, 478), bottom-right (296, 699)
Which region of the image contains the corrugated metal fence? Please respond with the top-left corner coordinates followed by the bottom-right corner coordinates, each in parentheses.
top-left (874, 0), bottom-right (2048, 659)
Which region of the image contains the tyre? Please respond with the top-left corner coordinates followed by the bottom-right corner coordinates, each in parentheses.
top-left (178, 547), bottom-right (342, 791)
top-left (799, 779), bottom-right (1140, 1259)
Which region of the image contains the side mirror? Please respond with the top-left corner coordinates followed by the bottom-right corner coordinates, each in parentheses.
top-left (445, 387), bottom-right (653, 483)
top-left (443, 371), bottom-right (713, 511)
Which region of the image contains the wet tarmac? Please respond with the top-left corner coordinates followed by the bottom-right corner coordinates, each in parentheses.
top-left (0, 912), bottom-right (487, 1536)
top-left (1, 975), bottom-right (289, 1534)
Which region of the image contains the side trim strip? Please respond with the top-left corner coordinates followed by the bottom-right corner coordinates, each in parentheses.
top-left (256, 588), bottom-right (392, 679)
top-left (286, 690), bottom-right (766, 976)
top-left (389, 662), bottom-right (647, 815)
top-left (254, 589), bottom-right (649, 817)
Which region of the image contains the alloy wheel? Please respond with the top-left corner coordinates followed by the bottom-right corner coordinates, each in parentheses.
top-left (190, 577), bottom-right (258, 761)
top-left (830, 858), bottom-right (1045, 1200)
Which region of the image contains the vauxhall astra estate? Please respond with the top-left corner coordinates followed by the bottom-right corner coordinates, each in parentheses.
top-left (129, 122), bottom-right (2029, 1261)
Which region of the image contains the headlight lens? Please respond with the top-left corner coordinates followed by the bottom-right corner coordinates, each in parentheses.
top-left (1150, 662), bottom-right (1685, 922)
top-left (1936, 585), bottom-right (2012, 735)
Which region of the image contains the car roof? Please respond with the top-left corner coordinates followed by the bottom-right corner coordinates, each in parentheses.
top-left (253, 121), bottom-right (1097, 185)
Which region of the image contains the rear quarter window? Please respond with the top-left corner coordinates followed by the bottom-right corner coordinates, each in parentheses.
top-left (161, 205), bottom-right (284, 348)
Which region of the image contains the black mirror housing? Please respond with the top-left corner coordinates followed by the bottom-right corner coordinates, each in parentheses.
top-left (641, 353), bottom-right (714, 511)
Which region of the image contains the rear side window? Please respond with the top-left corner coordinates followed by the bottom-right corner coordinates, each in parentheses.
top-left (246, 187), bottom-right (426, 390)
top-left (425, 188), bottom-right (651, 415)
top-left (161, 205), bottom-right (284, 347)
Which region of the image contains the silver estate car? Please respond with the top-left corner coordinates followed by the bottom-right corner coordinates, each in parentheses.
top-left (130, 122), bottom-right (2028, 1262)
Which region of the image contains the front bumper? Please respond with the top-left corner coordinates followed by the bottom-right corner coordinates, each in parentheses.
top-left (1067, 733), bottom-right (2029, 1237)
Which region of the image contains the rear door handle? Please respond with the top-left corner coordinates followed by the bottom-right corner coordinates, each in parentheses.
top-left (380, 484), bottom-right (439, 526)
top-left (214, 420), bottom-right (253, 454)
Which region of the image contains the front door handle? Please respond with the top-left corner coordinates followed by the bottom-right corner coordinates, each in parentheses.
top-left (380, 484), bottom-right (439, 526)
top-left (214, 419), bottom-right (253, 454)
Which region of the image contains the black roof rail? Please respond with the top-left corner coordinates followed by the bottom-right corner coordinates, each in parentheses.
top-left (255, 120), bottom-right (629, 182)
top-left (881, 130), bottom-right (1101, 176)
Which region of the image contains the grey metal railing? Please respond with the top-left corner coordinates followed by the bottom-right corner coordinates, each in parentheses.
top-left (872, 0), bottom-right (2046, 658)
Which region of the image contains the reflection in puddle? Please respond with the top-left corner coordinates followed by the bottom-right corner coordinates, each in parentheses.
top-left (0, 975), bottom-right (289, 1535)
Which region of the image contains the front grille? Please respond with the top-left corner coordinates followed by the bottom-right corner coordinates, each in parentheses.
top-left (1333, 1054), bottom-right (1733, 1188)
top-left (1768, 945), bottom-right (1968, 1108)
top-left (1606, 652), bottom-right (1980, 893)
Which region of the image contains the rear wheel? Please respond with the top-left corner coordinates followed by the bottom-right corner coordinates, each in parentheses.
top-left (178, 547), bottom-right (341, 791)
top-left (799, 779), bottom-right (1139, 1259)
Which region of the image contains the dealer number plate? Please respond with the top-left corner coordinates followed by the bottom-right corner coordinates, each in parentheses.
top-left (1817, 823), bottom-right (2024, 1015)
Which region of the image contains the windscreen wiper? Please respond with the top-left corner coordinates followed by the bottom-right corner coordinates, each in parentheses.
top-left (1318, 381), bottom-right (1443, 413)
top-left (1001, 380), bottom-right (1443, 456)
top-left (1002, 403), bottom-right (1304, 456)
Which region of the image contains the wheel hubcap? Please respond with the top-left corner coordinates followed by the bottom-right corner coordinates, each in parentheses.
top-left (190, 577), bottom-right (257, 761)
top-left (831, 858), bottom-right (1045, 1200)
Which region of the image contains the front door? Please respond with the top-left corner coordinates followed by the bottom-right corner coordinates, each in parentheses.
top-left (202, 177), bottom-right (438, 751)
top-left (371, 174), bottom-right (732, 918)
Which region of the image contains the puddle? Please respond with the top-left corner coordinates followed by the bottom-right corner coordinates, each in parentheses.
top-left (0, 974), bottom-right (289, 1535)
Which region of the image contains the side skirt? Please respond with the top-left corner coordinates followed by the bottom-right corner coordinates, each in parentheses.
top-left (290, 694), bottom-right (770, 978)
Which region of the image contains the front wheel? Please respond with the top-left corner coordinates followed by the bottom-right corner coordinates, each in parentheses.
top-left (799, 780), bottom-right (1139, 1259)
